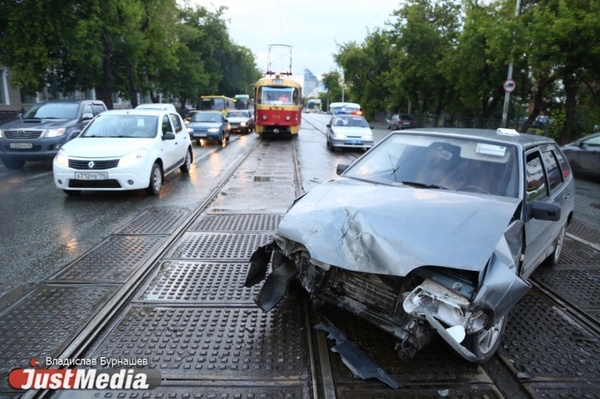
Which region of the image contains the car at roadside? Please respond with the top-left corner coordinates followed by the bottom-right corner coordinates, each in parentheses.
top-left (326, 115), bottom-right (374, 151)
top-left (387, 113), bottom-right (416, 130)
top-left (225, 110), bottom-right (254, 134)
top-left (53, 108), bottom-right (193, 196)
top-left (561, 132), bottom-right (600, 179)
top-left (245, 127), bottom-right (574, 364)
top-left (0, 99), bottom-right (107, 169)
top-left (185, 111), bottom-right (231, 146)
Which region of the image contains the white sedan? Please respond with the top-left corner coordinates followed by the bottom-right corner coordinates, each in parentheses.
top-left (326, 115), bottom-right (374, 151)
top-left (53, 109), bottom-right (193, 196)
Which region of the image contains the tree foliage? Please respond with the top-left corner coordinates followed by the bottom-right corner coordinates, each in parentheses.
top-left (331, 0), bottom-right (600, 142)
top-left (0, 0), bottom-right (262, 110)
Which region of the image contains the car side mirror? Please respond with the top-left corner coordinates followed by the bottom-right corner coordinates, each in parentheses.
top-left (528, 200), bottom-right (561, 221)
top-left (326, 124), bottom-right (331, 128)
top-left (81, 112), bottom-right (94, 121)
top-left (162, 132), bottom-right (176, 140)
top-left (336, 164), bottom-right (349, 175)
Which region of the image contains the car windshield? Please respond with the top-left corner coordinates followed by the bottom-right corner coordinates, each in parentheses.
top-left (343, 132), bottom-right (520, 198)
top-left (332, 116), bottom-right (369, 128)
top-left (23, 103), bottom-right (79, 119)
top-left (226, 111), bottom-right (248, 118)
top-left (82, 114), bottom-right (158, 138)
top-left (191, 113), bottom-right (221, 122)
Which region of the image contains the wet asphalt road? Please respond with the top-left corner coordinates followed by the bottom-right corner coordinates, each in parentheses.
top-left (1, 114), bottom-right (599, 303)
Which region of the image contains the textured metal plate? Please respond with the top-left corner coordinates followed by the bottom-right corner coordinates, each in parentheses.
top-left (533, 266), bottom-right (600, 309)
top-left (336, 385), bottom-right (503, 399)
top-left (114, 207), bottom-right (192, 235)
top-left (87, 304), bottom-right (311, 380)
top-left (0, 284), bottom-right (118, 392)
top-left (167, 232), bottom-right (272, 260)
top-left (322, 305), bottom-right (492, 386)
top-left (557, 237), bottom-right (600, 265)
top-left (188, 213), bottom-right (282, 232)
top-left (135, 260), bottom-right (261, 305)
top-left (53, 384), bottom-right (309, 399)
top-left (499, 290), bottom-right (600, 382)
top-left (568, 219), bottom-right (600, 246)
top-left (522, 382), bottom-right (600, 399)
top-left (54, 235), bottom-right (167, 283)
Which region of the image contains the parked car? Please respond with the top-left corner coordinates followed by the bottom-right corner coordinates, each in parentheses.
top-left (185, 111), bottom-right (231, 146)
top-left (561, 132), bottom-right (600, 179)
top-left (0, 99), bottom-right (107, 169)
top-left (245, 127), bottom-right (574, 364)
top-left (326, 115), bottom-right (374, 151)
top-left (53, 108), bottom-right (193, 196)
top-left (225, 110), bottom-right (254, 134)
top-left (387, 113), bottom-right (416, 130)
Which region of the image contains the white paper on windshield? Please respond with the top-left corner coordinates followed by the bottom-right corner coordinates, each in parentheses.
top-left (476, 143), bottom-right (506, 157)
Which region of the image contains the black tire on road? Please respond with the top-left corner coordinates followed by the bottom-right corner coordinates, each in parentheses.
top-left (1, 157), bottom-right (25, 170)
top-left (180, 148), bottom-right (192, 173)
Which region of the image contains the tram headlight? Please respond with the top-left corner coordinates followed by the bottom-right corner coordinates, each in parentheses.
top-left (285, 115), bottom-right (291, 121)
top-left (262, 115), bottom-right (268, 120)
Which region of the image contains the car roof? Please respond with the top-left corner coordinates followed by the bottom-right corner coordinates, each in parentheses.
top-left (396, 127), bottom-right (557, 148)
top-left (97, 109), bottom-right (169, 116)
top-left (136, 103), bottom-right (177, 111)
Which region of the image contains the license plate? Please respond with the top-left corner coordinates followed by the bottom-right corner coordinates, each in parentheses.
top-left (9, 142), bottom-right (33, 149)
top-left (345, 140), bottom-right (362, 145)
top-left (74, 172), bottom-right (108, 180)
top-left (192, 133), bottom-right (207, 138)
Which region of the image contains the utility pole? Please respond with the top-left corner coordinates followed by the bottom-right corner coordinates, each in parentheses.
top-left (501, 0), bottom-right (522, 128)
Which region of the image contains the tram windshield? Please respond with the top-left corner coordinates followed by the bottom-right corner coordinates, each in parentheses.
top-left (258, 87), bottom-right (298, 105)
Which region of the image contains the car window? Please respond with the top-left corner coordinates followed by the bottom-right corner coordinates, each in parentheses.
top-left (525, 151), bottom-right (548, 201)
top-left (82, 104), bottom-right (93, 116)
top-left (169, 114), bottom-right (183, 133)
top-left (92, 104), bottom-right (105, 115)
top-left (541, 148), bottom-right (562, 192)
top-left (554, 147), bottom-right (571, 180)
top-left (582, 135), bottom-right (600, 146)
top-left (162, 115), bottom-right (173, 134)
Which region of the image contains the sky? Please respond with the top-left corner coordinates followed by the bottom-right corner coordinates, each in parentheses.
top-left (190, 0), bottom-right (399, 78)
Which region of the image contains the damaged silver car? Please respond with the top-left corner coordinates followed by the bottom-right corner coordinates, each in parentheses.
top-left (245, 128), bottom-right (575, 364)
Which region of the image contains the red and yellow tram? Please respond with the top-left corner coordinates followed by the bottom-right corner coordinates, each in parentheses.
top-left (254, 74), bottom-right (302, 137)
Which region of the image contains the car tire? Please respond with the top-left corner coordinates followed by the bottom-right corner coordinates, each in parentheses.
top-left (1, 157), bottom-right (25, 170)
top-left (545, 224), bottom-right (566, 267)
top-left (179, 148), bottom-right (192, 173)
top-left (63, 189), bottom-right (81, 196)
top-left (196, 139), bottom-right (201, 146)
top-left (463, 313), bottom-right (507, 364)
top-left (145, 162), bottom-right (163, 196)
top-left (326, 139), bottom-right (334, 151)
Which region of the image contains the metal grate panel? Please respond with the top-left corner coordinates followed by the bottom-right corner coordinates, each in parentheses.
top-left (533, 267), bottom-right (600, 309)
top-left (115, 206), bottom-right (192, 235)
top-left (336, 386), bottom-right (503, 399)
top-left (86, 304), bottom-right (311, 380)
top-left (0, 284), bottom-right (118, 392)
top-left (557, 237), bottom-right (600, 265)
top-left (54, 235), bottom-right (167, 283)
top-left (188, 213), bottom-right (282, 232)
top-left (499, 291), bottom-right (600, 380)
top-left (567, 219), bottom-right (600, 246)
top-left (523, 383), bottom-right (600, 399)
top-left (167, 232), bottom-right (272, 260)
top-left (52, 385), bottom-right (308, 399)
top-left (135, 260), bottom-right (260, 305)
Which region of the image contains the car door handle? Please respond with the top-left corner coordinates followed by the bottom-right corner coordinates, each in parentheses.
top-left (564, 193), bottom-right (572, 200)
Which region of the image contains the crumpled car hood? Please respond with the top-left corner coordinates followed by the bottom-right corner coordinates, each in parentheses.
top-left (277, 178), bottom-right (521, 276)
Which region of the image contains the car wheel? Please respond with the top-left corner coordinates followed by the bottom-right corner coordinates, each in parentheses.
top-left (63, 189), bottom-right (81, 196)
top-left (196, 139), bottom-right (201, 146)
top-left (1, 157), bottom-right (25, 170)
top-left (545, 224), bottom-right (566, 267)
top-left (463, 313), bottom-right (507, 364)
top-left (179, 148), bottom-right (192, 173)
top-left (326, 139), bottom-right (333, 151)
top-left (145, 162), bottom-right (163, 196)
